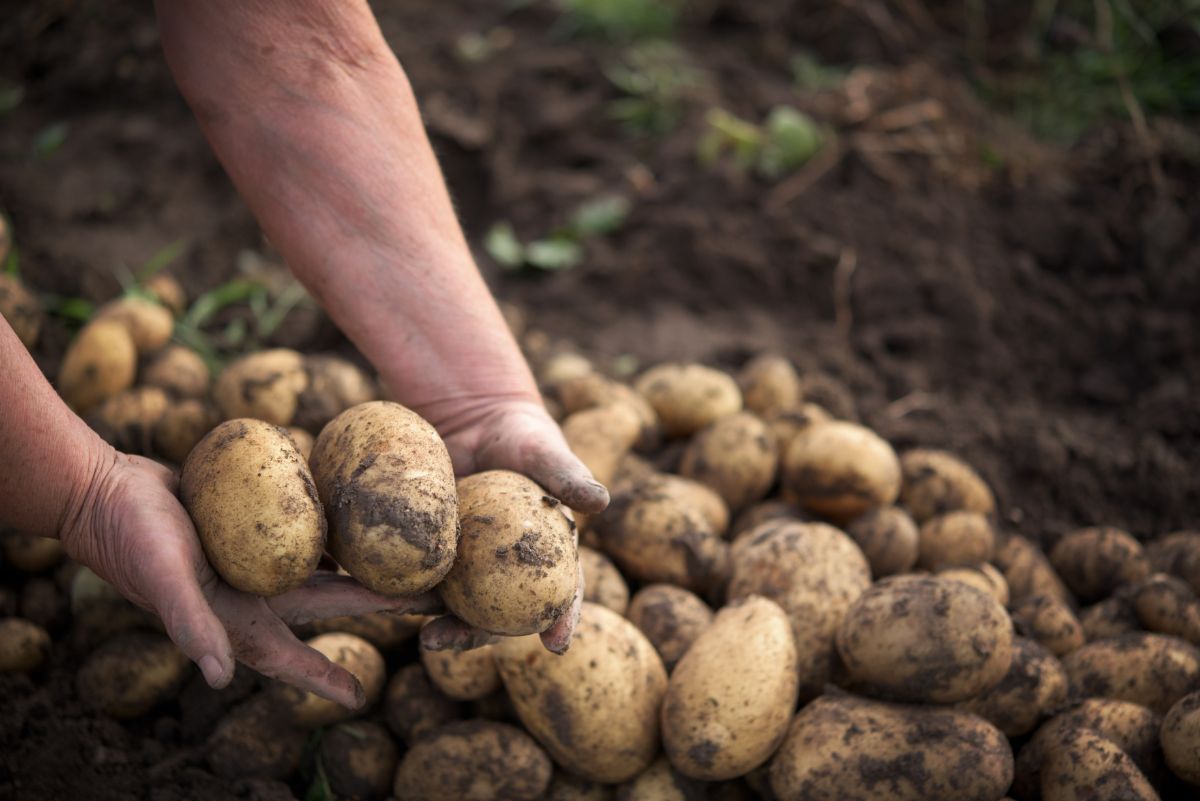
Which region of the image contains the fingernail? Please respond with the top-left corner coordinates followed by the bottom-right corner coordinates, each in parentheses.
top-left (198, 655), bottom-right (227, 688)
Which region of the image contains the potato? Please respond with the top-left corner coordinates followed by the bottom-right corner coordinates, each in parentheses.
top-left (384, 663), bottom-right (462, 744)
top-left (141, 344), bottom-right (209, 398)
top-left (617, 757), bottom-right (708, 801)
top-left (556, 371), bottom-right (660, 449)
top-left (440, 470), bottom-right (576, 635)
top-left (68, 566), bottom-right (160, 644)
top-left (727, 520), bottom-right (870, 697)
top-left (782, 421), bottom-right (900, 522)
top-left (420, 643), bottom-right (501, 701)
top-left (94, 296), bottom-right (174, 354)
top-left (836, 575), bottom-right (1014, 703)
top-left (285, 426), bottom-right (314, 461)
top-left (546, 773), bottom-right (615, 801)
top-left (310, 401), bottom-right (458, 597)
top-left (58, 318), bottom-right (137, 413)
top-left (1011, 594), bottom-right (1086, 657)
top-left (393, 720), bottom-right (552, 801)
top-left (154, 399), bottom-right (218, 464)
top-left (898, 448), bottom-right (995, 522)
top-left (1040, 729), bottom-right (1158, 801)
top-left (0, 618), bottom-right (50, 672)
top-left (679, 412), bottom-right (777, 511)
top-left (181, 419), bottom-right (325, 596)
top-left (737, 354), bottom-right (800, 416)
top-left (960, 637), bottom-right (1069, 737)
top-left (2, 532), bottom-right (64, 573)
top-left (768, 694), bottom-right (1013, 801)
top-left (580, 546), bottom-right (629, 615)
top-left (611, 452), bottom-right (657, 494)
top-left (1062, 632), bottom-right (1200, 714)
top-left (763, 403), bottom-right (832, 462)
top-left (663, 596), bottom-right (798, 780)
top-left (494, 602), bottom-right (668, 783)
top-left (1162, 691), bottom-right (1200, 785)
top-left (1133, 573), bottom-right (1200, 644)
top-left (995, 535), bottom-right (1074, 605)
top-left (320, 720), bottom-right (398, 801)
top-left (0, 273), bottom-right (42, 348)
top-left (308, 611), bottom-right (424, 650)
top-left (539, 351), bottom-right (593, 387)
top-left (76, 631), bottom-right (190, 718)
top-left (917, 510), bottom-right (995, 570)
top-left (562, 403), bottom-right (643, 490)
top-left (1048, 527), bottom-right (1150, 603)
top-left (1079, 595), bottom-right (1140, 642)
top-left (86, 386), bottom-right (170, 454)
top-left (207, 694), bottom-right (307, 780)
top-left (937, 563), bottom-right (1010, 606)
top-left (634, 363), bottom-right (742, 438)
top-left (626, 584), bottom-right (714, 671)
top-left (143, 273), bottom-right (186, 317)
top-left (667, 474), bottom-right (731, 536)
top-left (846, 506), bottom-right (919, 577)
top-left (213, 348), bottom-right (308, 425)
top-left (731, 500), bottom-right (806, 540)
top-left (292, 354), bottom-right (377, 432)
top-left (274, 633), bottom-right (385, 728)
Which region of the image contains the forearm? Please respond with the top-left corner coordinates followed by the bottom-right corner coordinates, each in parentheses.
top-left (155, 0), bottom-right (538, 431)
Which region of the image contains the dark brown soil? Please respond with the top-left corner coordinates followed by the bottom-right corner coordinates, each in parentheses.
top-left (0, 1), bottom-right (1197, 800)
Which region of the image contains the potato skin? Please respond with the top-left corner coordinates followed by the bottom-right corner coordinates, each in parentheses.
top-left (86, 386), bottom-right (170, 455)
top-left (782, 421), bottom-right (900, 522)
top-left (737, 354), bottom-right (801, 417)
top-left (213, 348), bottom-right (308, 425)
top-left (181, 419), bottom-right (326, 596)
top-left (307, 611), bottom-right (424, 650)
top-left (545, 773), bottom-right (615, 801)
top-left (141, 344), bottom-right (210, 398)
top-left (293, 354), bottom-right (377, 432)
top-left (58, 318), bottom-right (137, 413)
top-left (1011, 594), bottom-right (1086, 657)
top-left (420, 643), bottom-right (501, 701)
top-left (384, 663), bottom-right (462, 745)
top-left (679, 412), bottom-right (777, 511)
top-left (0, 618), bottom-right (50, 672)
top-left (320, 720), bottom-right (398, 801)
top-left (556, 371), bottom-right (660, 450)
top-left (960, 637), bottom-right (1069, 737)
top-left (1079, 595), bottom-right (1141, 642)
top-left (207, 694), bottom-right (307, 780)
top-left (94, 296), bottom-right (174, 354)
top-left (916, 510), bottom-right (995, 570)
top-left (0, 273), bottom-right (42, 348)
top-left (617, 757), bottom-right (708, 801)
top-left (768, 694), bottom-right (1013, 801)
top-left (937, 563), bottom-right (1010, 606)
top-left (626, 584), bottom-right (714, 671)
top-left (440, 470), bottom-right (576, 635)
top-left (634, 363), bottom-right (742, 438)
top-left (310, 401), bottom-right (458, 597)
top-left (836, 575), bottom-right (1014, 703)
top-left (995, 535), bottom-right (1074, 606)
top-left (579, 546), bottom-right (629, 615)
top-left (2, 532), bottom-right (65, 573)
top-left (76, 631), bottom-right (190, 718)
top-left (1062, 632), bottom-right (1200, 714)
top-left (1048, 527), bottom-right (1150, 603)
top-left (143, 273), bottom-right (186, 317)
top-left (494, 602), bottom-right (668, 783)
top-left (663, 596), bottom-right (799, 780)
top-left (154, 399), bottom-right (218, 464)
top-left (1133, 573), bottom-right (1200, 644)
top-left (562, 403), bottom-right (643, 493)
top-left (274, 633), bottom-right (385, 728)
top-left (1040, 729), bottom-right (1158, 801)
top-left (899, 448), bottom-right (995, 522)
top-left (846, 506), bottom-right (919, 577)
top-left (393, 720), bottom-right (552, 801)
top-left (1161, 691), bottom-right (1200, 786)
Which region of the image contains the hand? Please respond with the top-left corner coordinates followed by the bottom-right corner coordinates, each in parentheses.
top-left (60, 450), bottom-right (438, 706)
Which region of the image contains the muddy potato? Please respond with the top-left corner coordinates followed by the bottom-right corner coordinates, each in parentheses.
top-left (617, 757), bottom-right (708, 801)
top-left (95, 296), bottom-right (174, 354)
top-left (1062, 632), bottom-right (1200, 714)
top-left (0, 618), bottom-right (50, 672)
top-left (1048, 527), bottom-right (1150, 603)
top-left (181, 419), bottom-right (325, 596)
top-left (782, 421), bottom-right (900, 522)
top-left (737, 354), bottom-right (801, 416)
top-left (384, 663), bottom-right (462, 744)
top-left (663, 596), bottom-right (799, 780)
top-left (580, 546), bottom-right (629, 614)
top-left (995, 535), bottom-right (1074, 606)
top-left (763, 403), bottom-right (831, 462)
top-left (899, 448), bottom-right (995, 522)
top-left (207, 694), bottom-right (308, 780)
top-left (562, 403), bottom-right (643, 490)
top-left (626, 584), bottom-right (714, 671)
top-left (846, 506), bottom-right (919, 577)
top-left (141, 344), bottom-right (210, 398)
top-left (1079, 595), bottom-right (1141, 642)
top-left (728, 521), bottom-right (870, 697)
top-left (545, 773), bottom-right (614, 801)
top-left (938, 563), bottom-right (1010, 606)
top-left (556, 372), bottom-right (660, 450)
top-left (960, 637), bottom-right (1069, 737)
top-left (1040, 729), bottom-right (1158, 801)
top-left (917, 510), bottom-right (995, 570)
top-left (679, 412), bottom-right (777, 511)
top-left (285, 426), bottom-right (314, 461)
top-left (539, 351), bottom-right (594, 387)
top-left (837, 575), bottom-right (1014, 703)
top-left (634, 363), bottom-right (742, 438)
top-left (1133, 573), bottom-right (1200, 644)
top-left (76, 631), bottom-right (190, 718)
top-left (86, 386), bottom-right (170, 454)
top-left (213, 348), bottom-right (308, 425)
top-left (292, 354), bottom-right (377, 432)
top-left (1146, 530), bottom-right (1200, 584)
top-left (143, 273), bottom-right (186, 317)
top-left (2, 532), bottom-right (64, 573)
top-left (731, 500), bottom-right (806, 540)
top-left (1011, 594), bottom-right (1086, 657)
top-left (274, 633), bottom-right (385, 728)
top-left (0, 273), bottom-right (42, 348)
top-left (321, 720), bottom-right (398, 801)
top-left (494, 602), bottom-right (668, 783)
top-left (311, 401), bottom-right (458, 596)
top-left (420, 643), bottom-right (501, 701)
top-left (308, 612), bottom-right (425, 650)
top-left (1162, 691), bottom-right (1200, 785)
top-left (394, 720), bottom-right (552, 801)
top-left (768, 694), bottom-right (1013, 801)
top-left (154, 399), bottom-right (218, 464)
top-left (58, 318), bottom-right (138, 413)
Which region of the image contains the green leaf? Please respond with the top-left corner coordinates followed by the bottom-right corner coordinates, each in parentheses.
top-left (32, 122), bottom-right (69, 161)
top-left (257, 281), bottom-right (310, 339)
top-left (757, 106), bottom-right (823, 179)
top-left (484, 222), bottom-right (525, 268)
top-left (304, 756), bottom-right (333, 801)
top-left (51, 297), bottom-right (94, 322)
top-left (525, 238), bottom-right (583, 271)
top-left (183, 279), bottom-right (263, 328)
top-left (570, 195), bottom-right (630, 237)
top-left (137, 239), bottom-right (188, 282)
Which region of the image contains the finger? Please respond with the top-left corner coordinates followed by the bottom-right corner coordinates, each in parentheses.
top-left (522, 440), bottom-right (610, 514)
top-left (540, 562), bottom-right (584, 655)
top-left (420, 615), bottom-right (498, 651)
top-left (267, 573), bottom-right (443, 626)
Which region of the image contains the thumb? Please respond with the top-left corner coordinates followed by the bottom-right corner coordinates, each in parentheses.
top-left (140, 560), bottom-right (235, 689)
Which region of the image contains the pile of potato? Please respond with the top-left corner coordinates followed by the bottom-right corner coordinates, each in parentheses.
top-left (3, 285), bottom-right (1200, 801)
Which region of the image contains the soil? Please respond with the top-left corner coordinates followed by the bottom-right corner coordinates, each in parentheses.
top-left (0, 1), bottom-right (1197, 800)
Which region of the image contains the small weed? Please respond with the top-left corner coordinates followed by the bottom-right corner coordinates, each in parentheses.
top-left (790, 51), bottom-right (847, 91)
top-left (485, 194), bottom-right (630, 272)
top-left (31, 122), bottom-right (69, 161)
top-left (606, 42), bottom-right (705, 136)
top-left (698, 106), bottom-right (826, 180)
top-left (555, 0), bottom-right (682, 42)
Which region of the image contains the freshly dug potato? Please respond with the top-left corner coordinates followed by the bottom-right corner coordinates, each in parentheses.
top-left (580, 546), bottom-right (629, 614)
top-left (617, 757), bottom-right (708, 801)
top-left (293, 354), bottom-right (377, 432)
top-left (1133, 573), bottom-right (1200, 644)
top-left (782, 421), bottom-right (900, 522)
top-left (308, 612), bottom-right (424, 650)
top-left (960, 637), bottom-right (1069, 737)
top-left (310, 401), bottom-right (458, 597)
top-left (762, 403), bottom-right (831, 462)
top-left (562, 403), bottom-right (643, 490)
top-left (663, 596), bottom-right (799, 780)
top-left (995, 535), bottom-right (1074, 605)
top-left (737, 354), bottom-right (800, 416)
top-left (441, 470), bottom-right (576, 635)
top-left (898, 448), bottom-right (995, 522)
top-left (917, 510), bottom-right (995, 570)
top-left (76, 631), bottom-right (190, 718)
top-left (837, 575), bottom-right (1014, 703)
top-left (1011, 594), bottom-right (1086, 657)
top-left (0, 273), bottom-right (42, 348)
top-left (1062, 632), bottom-right (1200, 714)
top-left (611, 452), bottom-right (658, 494)
top-left (420, 643), bottom-right (501, 701)
top-left (393, 720), bottom-right (552, 801)
top-left (154, 399), bottom-right (218, 464)
top-left (181, 419), bottom-right (325, 596)
top-left (274, 633), bottom-right (385, 728)
top-left (58, 318), bottom-right (137, 413)
top-left (143, 273), bottom-right (186, 317)
top-left (207, 694), bottom-right (308, 780)
top-left (626, 584), bottom-right (714, 671)
top-left (679, 412), bottom-right (777, 511)
top-left (1048, 527), bottom-right (1150, 603)
top-left (384, 663), bottom-right (462, 744)
top-left (846, 505), bottom-right (919, 577)
top-left (634, 363), bottom-right (742, 438)
top-left (727, 521), bottom-right (870, 697)
top-left (731, 500), bottom-right (806, 540)
top-left (94, 296), bottom-right (174, 354)
top-left (0, 618), bottom-right (50, 672)
top-left (539, 351), bottom-right (593, 387)
top-left (86, 386), bottom-right (170, 454)
top-left (938, 563), bottom-right (1010, 606)
top-left (768, 694), bottom-right (1013, 801)
top-left (545, 773), bottom-right (614, 801)
top-left (320, 720), bottom-right (398, 801)
top-left (556, 371), bottom-right (660, 449)
top-left (1040, 729), bottom-right (1158, 801)
top-left (285, 426), bottom-right (314, 461)
top-left (1079, 595), bottom-right (1141, 642)
top-left (494, 603), bottom-right (668, 783)
top-left (2, 532), bottom-right (64, 573)
top-left (1146, 531), bottom-right (1200, 592)
top-left (666, 474), bottom-right (731, 536)
top-left (1161, 691), bottom-right (1200, 785)
top-left (141, 344), bottom-right (209, 398)
top-left (213, 348), bottom-right (308, 425)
